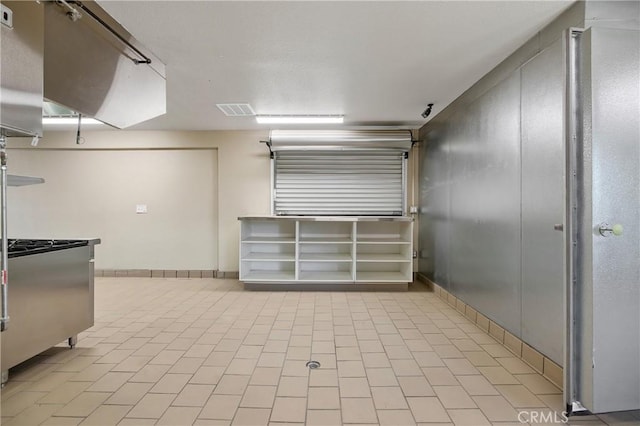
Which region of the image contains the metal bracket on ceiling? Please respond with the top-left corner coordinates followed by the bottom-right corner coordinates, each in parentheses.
top-left (56, 0), bottom-right (152, 65)
top-left (260, 140), bottom-right (274, 159)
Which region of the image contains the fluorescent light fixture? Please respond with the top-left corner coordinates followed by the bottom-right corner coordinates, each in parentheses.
top-left (43, 117), bottom-right (103, 125)
top-left (256, 115), bottom-right (343, 124)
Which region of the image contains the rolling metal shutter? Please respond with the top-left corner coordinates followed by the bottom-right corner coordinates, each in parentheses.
top-left (269, 131), bottom-right (411, 216)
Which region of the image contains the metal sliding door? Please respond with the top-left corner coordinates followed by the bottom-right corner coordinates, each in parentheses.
top-left (273, 150), bottom-right (406, 216)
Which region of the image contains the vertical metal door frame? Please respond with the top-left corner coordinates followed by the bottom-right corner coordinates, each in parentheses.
top-left (402, 152), bottom-right (408, 215)
top-left (564, 27), bottom-right (588, 416)
top-left (0, 135), bottom-right (8, 332)
top-left (294, 220), bottom-right (299, 281)
top-left (270, 155), bottom-right (275, 216)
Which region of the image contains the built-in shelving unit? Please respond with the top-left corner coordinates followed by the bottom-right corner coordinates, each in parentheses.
top-left (239, 217), bottom-right (413, 286)
top-left (298, 221), bottom-right (354, 282)
top-left (240, 220), bottom-right (296, 282)
top-left (355, 221), bottom-right (412, 283)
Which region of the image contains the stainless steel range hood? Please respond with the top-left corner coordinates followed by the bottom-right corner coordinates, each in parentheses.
top-left (43, 0), bottom-right (166, 129)
top-left (0, 1), bottom-right (44, 138)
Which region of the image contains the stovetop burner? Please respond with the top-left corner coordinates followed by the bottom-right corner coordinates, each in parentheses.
top-left (4, 239), bottom-right (89, 258)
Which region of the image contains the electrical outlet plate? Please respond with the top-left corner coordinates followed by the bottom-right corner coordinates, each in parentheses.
top-left (409, 206), bottom-right (418, 214)
top-left (1, 4), bottom-right (13, 29)
top-left (135, 204), bottom-right (148, 214)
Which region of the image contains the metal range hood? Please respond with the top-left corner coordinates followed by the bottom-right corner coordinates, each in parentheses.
top-left (0, 1), bottom-right (44, 138)
top-left (43, 0), bottom-right (166, 129)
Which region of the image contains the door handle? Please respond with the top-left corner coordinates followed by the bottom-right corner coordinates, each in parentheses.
top-left (598, 223), bottom-right (623, 237)
top-left (554, 224), bottom-right (564, 231)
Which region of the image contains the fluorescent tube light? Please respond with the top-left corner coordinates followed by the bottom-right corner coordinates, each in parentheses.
top-left (256, 115), bottom-right (344, 124)
top-left (43, 117), bottom-right (103, 125)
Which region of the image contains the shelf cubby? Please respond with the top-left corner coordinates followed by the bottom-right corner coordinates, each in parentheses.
top-left (298, 271), bottom-right (354, 282)
top-left (299, 241), bottom-right (352, 263)
top-left (241, 220), bottom-right (295, 243)
top-left (299, 252), bottom-right (352, 262)
top-left (242, 270), bottom-right (296, 281)
top-left (356, 221), bottom-right (411, 244)
top-left (299, 221), bottom-right (353, 244)
top-left (355, 261), bottom-right (412, 282)
top-left (240, 260), bottom-right (295, 282)
top-left (241, 242), bottom-right (295, 262)
top-left (298, 260), bottom-right (353, 282)
top-left (356, 243), bottom-right (412, 262)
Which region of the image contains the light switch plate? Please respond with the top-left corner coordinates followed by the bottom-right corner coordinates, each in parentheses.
top-left (136, 204), bottom-right (147, 214)
top-left (409, 206), bottom-right (419, 214)
top-left (1, 4), bottom-right (13, 29)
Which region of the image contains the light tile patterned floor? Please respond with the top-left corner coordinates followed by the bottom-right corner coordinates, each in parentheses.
top-left (2, 278), bottom-right (639, 425)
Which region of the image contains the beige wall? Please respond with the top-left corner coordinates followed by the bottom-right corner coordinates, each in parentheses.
top-left (8, 149), bottom-right (217, 270)
top-left (7, 130), bottom-right (271, 272)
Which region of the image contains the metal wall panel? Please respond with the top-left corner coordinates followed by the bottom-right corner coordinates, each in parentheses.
top-left (420, 73), bottom-right (522, 334)
top-left (447, 73), bottom-right (522, 334)
top-left (418, 1), bottom-right (639, 415)
top-left (583, 27), bottom-right (640, 413)
top-left (419, 41), bottom-right (568, 345)
top-left (520, 40), bottom-right (565, 365)
top-left (418, 123), bottom-right (450, 287)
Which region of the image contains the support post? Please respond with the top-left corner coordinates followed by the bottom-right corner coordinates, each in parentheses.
top-left (0, 135), bottom-right (8, 332)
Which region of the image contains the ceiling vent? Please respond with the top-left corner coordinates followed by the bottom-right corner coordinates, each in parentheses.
top-left (216, 103), bottom-right (255, 117)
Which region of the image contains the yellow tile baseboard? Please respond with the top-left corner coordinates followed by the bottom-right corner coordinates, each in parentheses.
top-left (96, 269), bottom-right (220, 278)
top-left (416, 272), bottom-right (563, 391)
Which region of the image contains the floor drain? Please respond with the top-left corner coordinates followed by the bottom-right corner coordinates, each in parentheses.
top-left (306, 360), bottom-right (321, 369)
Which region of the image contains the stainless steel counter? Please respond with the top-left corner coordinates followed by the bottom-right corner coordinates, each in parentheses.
top-left (1, 239), bottom-right (100, 385)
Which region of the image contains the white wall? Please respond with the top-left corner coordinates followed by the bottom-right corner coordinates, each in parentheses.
top-left (7, 130), bottom-right (271, 272)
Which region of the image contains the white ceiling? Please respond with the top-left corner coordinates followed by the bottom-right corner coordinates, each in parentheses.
top-left (96, 0), bottom-right (574, 131)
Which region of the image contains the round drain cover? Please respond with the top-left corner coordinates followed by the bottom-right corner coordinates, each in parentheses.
top-left (306, 360), bottom-right (321, 369)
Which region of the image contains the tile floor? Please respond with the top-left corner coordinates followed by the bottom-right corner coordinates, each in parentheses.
top-left (1, 278), bottom-right (639, 426)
